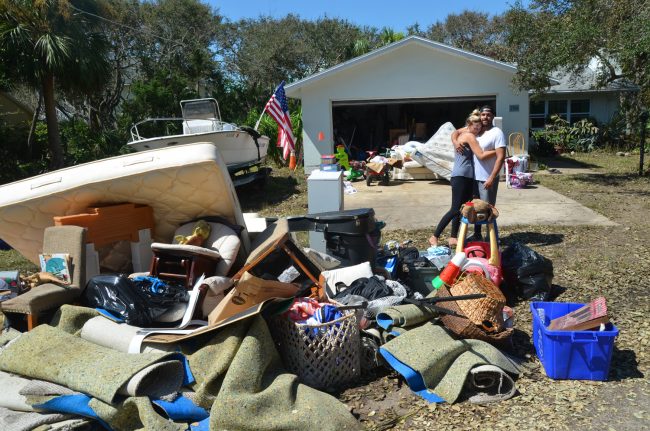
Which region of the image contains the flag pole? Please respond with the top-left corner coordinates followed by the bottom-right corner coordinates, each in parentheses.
top-left (254, 81), bottom-right (284, 131)
top-left (253, 109), bottom-right (266, 131)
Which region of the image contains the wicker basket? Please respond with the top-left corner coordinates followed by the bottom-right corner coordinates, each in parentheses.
top-left (270, 309), bottom-right (361, 390)
top-left (437, 283), bottom-right (513, 346)
top-left (449, 273), bottom-right (506, 331)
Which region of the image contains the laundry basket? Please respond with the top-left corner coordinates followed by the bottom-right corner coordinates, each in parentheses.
top-left (270, 309), bottom-right (361, 390)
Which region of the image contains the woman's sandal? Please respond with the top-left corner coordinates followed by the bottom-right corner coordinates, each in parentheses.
top-left (428, 236), bottom-right (438, 246)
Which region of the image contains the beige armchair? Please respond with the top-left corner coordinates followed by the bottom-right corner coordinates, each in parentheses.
top-left (1, 225), bottom-right (87, 330)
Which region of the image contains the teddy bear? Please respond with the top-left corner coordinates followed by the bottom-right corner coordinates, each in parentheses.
top-left (460, 199), bottom-right (499, 223)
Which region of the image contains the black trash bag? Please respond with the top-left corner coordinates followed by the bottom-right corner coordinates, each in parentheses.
top-left (502, 242), bottom-right (554, 300)
top-left (333, 275), bottom-right (392, 301)
top-left (83, 274), bottom-right (187, 326)
top-left (131, 276), bottom-right (189, 313)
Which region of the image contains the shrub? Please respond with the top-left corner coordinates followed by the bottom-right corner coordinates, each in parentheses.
top-left (531, 115), bottom-right (600, 154)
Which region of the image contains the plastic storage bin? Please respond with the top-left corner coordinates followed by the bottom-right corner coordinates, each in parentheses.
top-left (531, 301), bottom-right (618, 381)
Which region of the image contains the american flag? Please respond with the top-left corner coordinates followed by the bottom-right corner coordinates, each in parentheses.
top-left (264, 81), bottom-right (295, 160)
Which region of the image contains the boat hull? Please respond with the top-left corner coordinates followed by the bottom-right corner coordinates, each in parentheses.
top-left (128, 131), bottom-right (270, 167)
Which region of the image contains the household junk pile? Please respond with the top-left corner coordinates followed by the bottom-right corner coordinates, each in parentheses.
top-left (0, 147), bottom-right (618, 429)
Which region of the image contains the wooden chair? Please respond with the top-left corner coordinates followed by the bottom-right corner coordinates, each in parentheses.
top-left (149, 221), bottom-right (242, 289)
top-left (0, 226), bottom-right (86, 330)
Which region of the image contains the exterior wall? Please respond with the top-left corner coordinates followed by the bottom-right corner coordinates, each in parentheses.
top-left (294, 42), bottom-right (529, 169)
top-left (0, 93), bottom-right (32, 126)
top-left (536, 92), bottom-right (621, 125)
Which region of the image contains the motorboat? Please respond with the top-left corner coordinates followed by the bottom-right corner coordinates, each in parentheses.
top-left (127, 98), bottom-right (270, 185)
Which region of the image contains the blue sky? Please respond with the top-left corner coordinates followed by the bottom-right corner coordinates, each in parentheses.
top-left (207, 0), bottom-right (526, 33)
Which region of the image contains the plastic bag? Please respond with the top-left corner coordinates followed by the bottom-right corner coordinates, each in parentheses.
top-left (83, 274), bottom-right (187, 326)
top-left (501, 242), bottom-right (554, 300)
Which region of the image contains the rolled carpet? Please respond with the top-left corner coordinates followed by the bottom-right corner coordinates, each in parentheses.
top-left (379, 322), bottom-right (520, 403)
top-left (0, 324), bottom-right (184, 404)
top-left (376, 304), bottom-right (437, 331)
top-left (80, 316), bottom-right (179, 354)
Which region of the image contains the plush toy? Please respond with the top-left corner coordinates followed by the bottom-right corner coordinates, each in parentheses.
top-left (460, 199), bottom-right (499, 223)
top-left (174, 220), bottom-right (211, 246)
top-left (22, 272), bottom-right (70, 289)
top-left (334, 145), bottom-right (350, 170)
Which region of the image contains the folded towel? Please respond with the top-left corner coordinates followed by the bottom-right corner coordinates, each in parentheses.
top-left (0, 371), bottom-right (34, 411)
top-left (376, 304), bottom-right (437, 331)
top-left (380, 322), bottom-right (520, 403)
top-left (0, 406), bottom-right (70, 431)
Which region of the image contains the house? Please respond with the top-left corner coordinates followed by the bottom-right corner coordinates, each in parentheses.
top-left (0, 91), bottom-right (33, 127)
top-left (285, 36), bottom-right (632, 171)
top-left (529, 59), bottom-right (639, 129)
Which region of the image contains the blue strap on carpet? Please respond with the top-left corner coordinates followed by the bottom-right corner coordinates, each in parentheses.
top-left (378, 347), bottom-right (445, 403)
top-left (34, 394), bottom-right (111, 430)
top-left (375, 314), bottom-right (394, 331)
top-left (152, 395), bottom-right (209, 422)
top-left (169, 352), bottom-right (195, 386)
top-left (189, 417), bottom-right (210, 431)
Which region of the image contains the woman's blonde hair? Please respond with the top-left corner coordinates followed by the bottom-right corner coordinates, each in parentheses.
top-left (466, 109), bottom-right (481, 125)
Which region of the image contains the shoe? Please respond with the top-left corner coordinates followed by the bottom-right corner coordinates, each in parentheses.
top-left (465, 233), bottom-right (483, 243)
top-left (428, 235), bottom-right (439, 246)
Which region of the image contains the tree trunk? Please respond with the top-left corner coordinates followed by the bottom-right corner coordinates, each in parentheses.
top-left (27, 91), bottom-right (43, 156)
top-left (42, 72), bottom-right (64, 169)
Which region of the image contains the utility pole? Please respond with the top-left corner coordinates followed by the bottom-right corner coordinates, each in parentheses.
top-left (640, 111), bottom-right (649, 176)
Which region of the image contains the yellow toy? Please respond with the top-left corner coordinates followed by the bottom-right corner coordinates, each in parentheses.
top-left (174, 220), bottom-right (211, 246)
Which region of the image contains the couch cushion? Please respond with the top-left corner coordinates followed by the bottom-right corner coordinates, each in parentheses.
top-left (0, 283), bottom-right (80, 314)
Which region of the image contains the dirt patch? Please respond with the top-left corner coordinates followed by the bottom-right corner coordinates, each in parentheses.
top-left (340, 155), bottom-right (650, 431)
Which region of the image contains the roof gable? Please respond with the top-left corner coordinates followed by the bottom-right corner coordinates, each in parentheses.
top-left (285, 36), bottom-right (518, 96)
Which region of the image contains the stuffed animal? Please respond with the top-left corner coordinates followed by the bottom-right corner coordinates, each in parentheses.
top-left (461, 199), bottom-right (499, 223)
top-left (174, 220), bottom-right (211, 246)
top-left (22, 272), bottom-right (70, 289)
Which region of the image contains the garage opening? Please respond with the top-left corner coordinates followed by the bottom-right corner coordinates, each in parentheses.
top-left (332, 96), bottom-right (495, 160)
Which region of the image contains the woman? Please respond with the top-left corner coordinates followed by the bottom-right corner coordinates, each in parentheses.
top-left (429, 112), bottom-right (496, 247)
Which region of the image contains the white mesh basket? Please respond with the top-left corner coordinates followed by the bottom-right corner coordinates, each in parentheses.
top-left (270, 309), bottom-right (361, 390)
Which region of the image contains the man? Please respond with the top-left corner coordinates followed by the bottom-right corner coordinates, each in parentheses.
top-left (470, 105), bottom-right (505, 240)
top-left (450, 105), bottom-right (505, 240)
top-left (474, 105), bottom-right (506, 205)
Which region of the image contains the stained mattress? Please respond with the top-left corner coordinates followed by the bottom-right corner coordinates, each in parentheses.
top-left (409, 122), bottom-right (457, 181)
top-left (0, 143), bottom-right (249, 265)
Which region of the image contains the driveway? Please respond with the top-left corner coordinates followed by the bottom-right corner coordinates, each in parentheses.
top-left (344, 175), bottom-right (615, 231)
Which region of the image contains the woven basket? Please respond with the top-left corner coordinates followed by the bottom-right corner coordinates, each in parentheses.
top-left (270, 309), bottom-right (361, 390)
top-left (449, 273), bottom-right (506, 331)
top-left (436, 283), bottom-right (512, 346)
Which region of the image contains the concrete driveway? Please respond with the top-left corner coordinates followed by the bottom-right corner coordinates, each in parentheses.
top-left (344, 176), bottom-right (615, 231)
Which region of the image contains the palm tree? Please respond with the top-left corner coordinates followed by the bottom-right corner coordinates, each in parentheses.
top-left (0, 0), bottom-right (110, 169)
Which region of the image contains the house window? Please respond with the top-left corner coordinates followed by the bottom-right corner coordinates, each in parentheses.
top-left (529, 100), bottom-right (546, 129)
top-left (548, 100), bottom-right (568, 119)
top-left (529, 98), bottom-right (591, 129)
top-left (570, 99), bottom-right (590, 124)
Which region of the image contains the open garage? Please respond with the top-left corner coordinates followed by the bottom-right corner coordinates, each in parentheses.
top-left (285, 36), bottom-right (529, 171)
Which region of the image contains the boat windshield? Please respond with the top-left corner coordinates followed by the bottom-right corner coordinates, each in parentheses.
top-left (181, 99), bottom-right (221, 121)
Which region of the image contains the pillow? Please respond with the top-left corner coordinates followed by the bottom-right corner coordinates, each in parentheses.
top-left (321, 261), bottom-right (374, 298)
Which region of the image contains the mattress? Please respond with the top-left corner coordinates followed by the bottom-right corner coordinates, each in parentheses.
top-left (410, 122), bottom-right (457, 181)
top-left (0, 143), bottom-right (250, 265)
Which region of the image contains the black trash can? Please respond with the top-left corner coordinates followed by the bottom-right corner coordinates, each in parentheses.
top-left (287, 208), bottom-right (381, 266)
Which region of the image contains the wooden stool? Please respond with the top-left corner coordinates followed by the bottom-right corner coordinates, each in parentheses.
top-left (150, 247), bottom-right (221, 289)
